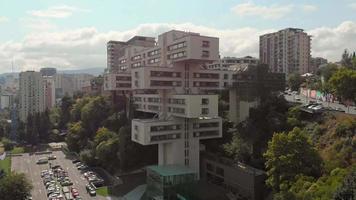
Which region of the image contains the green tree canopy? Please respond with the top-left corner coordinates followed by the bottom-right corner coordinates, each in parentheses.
top-left (328, 67), bottom-right (356, 104)
top-left (264, 127), bottom-right (323, 192)
top-left (81, 96), bottom-right (110, 136)
top-left (0, 173), bottom-right (33, 200)
top-left (288, 73), bottom-right (304, 91)
top-left (59, 96), bottom-right (73, 129)
top-left (66, 122), bottom-right (86, 152)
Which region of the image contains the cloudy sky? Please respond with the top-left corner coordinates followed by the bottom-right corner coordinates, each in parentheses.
top-left (0, 0), bottom-right (356, 73)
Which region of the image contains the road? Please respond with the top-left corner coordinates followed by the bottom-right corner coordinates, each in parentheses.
top-left (284, 93), bottom-right (356, 115)
top-left (11, 151), bottom-right (107, 200)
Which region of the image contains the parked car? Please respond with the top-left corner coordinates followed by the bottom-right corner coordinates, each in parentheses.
top-left (48, 155), bottom-right (57, 160)
top-left (72, 159), bottom-right (80, 164)
top-left (36, 157), bottom-right (48, 164)
top-left (86, 184), bottom-right (96, 196)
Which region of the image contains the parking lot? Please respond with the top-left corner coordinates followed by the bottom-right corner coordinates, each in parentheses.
top-left (11, 151), bottom-right (107, 200)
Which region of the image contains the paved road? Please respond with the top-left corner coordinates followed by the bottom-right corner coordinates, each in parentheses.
top-left (285, 94), bottom-right (356, 115)
top-left (12, 151), bottom-right (107, 200)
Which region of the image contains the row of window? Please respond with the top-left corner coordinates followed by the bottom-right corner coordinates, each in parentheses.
top-left (151, 133), bottom-right (180, 142)
top-left (150, 124), bottom-right (182, 132)
top-left (168, 107), bottom-right (185, 114)
top-left (116, 83), bottom-right (131, 88)
top-left (168, 98), bottom-right (185, 105)
top-left (168, 41), bottom-right (187, 51)
top-left (150, 81), bottom-right (182, 87)
top-left (119, 59), bottom-right (126, 64)
top-left (168, 51), bottom-right (186, 60)
top-left (193, 82), bottom-right (219, 87)
top-left (132, 55), bottom-right (142, 61)
top-left (150, 71), bottom-right (181, 78)
top-left (148, 49), bottom-right (160, 57)
top-left (148, 58), bottom-right (160, 64)
top-left (193, 130), bottom-right (219, 137)
top-left (193, 122), bottom-right (219, 129)
top-left (132, 62), bottom-right (142, 68)
top-left (115, 76), bottom-right (131, 81)
top-left (194, 73), bottom-right (219, 79)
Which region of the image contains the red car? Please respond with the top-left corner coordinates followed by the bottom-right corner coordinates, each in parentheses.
top-left (71, 188), bottom-right (79, 197)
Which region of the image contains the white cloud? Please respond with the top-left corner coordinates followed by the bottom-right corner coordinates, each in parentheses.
top-left (308, 21), bottom-right (356, 61)
top-left (0, 21), bottom-right (355, 73)
top-left (231, 2), bottom-right (293, 19)
top-left (28, 5), bottom-right (90, 18)
top-left (350, 3), bottom-right (356, 10)
top-left (0, 16), bottom-right (9, 23)
top-left (302, 4), bottom-right (318, 12)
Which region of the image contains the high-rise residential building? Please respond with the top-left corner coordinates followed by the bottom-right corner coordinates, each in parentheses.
top-left (43, 76), bottom-right (56, 109)
top-left (40, 67), bottom-right (57, 76)
top-left (207, 56), bottom-right (259, 71)
top-left (104, 31), bottom-right (285, 196)
top-left (259, 28), bottom-right (311, 75)
top-left (310, 57), bottom-right (328, 73)
top-left (19, 71), bottom-right (45, 122)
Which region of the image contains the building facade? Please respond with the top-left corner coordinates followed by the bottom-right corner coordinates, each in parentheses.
top-left (43, 76), bottom-right (56, 109)
top-left (207, 56), bottom-right (259, 71)
top-left (310, 57), bottom-right (328, 73)
top-left (260, 28), bottom-right (311, 75)
top-left (19, 71), bottom-right (45, 122)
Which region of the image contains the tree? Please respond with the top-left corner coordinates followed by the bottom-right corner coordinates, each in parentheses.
top-left (317, 63), bottom-right (339, 83)
top-left (333, 170), bottom-right (356, 200)
top-left (79, 149), bottom-right (97, 166)
top-left (287, 73), bottom-right (304, 91)
top-left (341, 49), bottom-right (353, 68)
top-left (59, 96), bottom-right (73, 130)
top-left (81, 96), bottom-right (110, 136)
top-left (0, 173), bottom-right (33, 200)
top-left (264, 127), bottom-right (322, 192)
top-left (70, 97), bottom-right (90, 122)
top-left (223, 133), bottom-right (251, 163)
top-left (328, 68), bottom-right (356, 104)
top-left (39, 110), bottom-right (51, 142)
top-left (65, 122), bottom-right (86, 152)
top-left (94, 127), bottom-right (115, 145)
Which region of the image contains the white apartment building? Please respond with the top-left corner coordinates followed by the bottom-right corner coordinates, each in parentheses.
top-left (260, 28), bottom-right (311, 75)
top-left (207, 56), bottom-right (259, 71)
top-left (19, 71), bottom-right (45, 122)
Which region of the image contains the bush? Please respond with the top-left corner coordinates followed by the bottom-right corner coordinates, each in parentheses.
top-left (1, 138), bottom-right (14, 151)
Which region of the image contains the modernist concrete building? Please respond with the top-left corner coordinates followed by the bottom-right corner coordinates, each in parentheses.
top-left (104, 30), bottom-right (285, 182)
top-left (19, 71), bottom-right (45, 122)
top-left (207, 56), bottom-right (259, 71)
top-left (260, 28), bottom-right (311, 75)
top-left (40, 67), bottom-right (57, 77)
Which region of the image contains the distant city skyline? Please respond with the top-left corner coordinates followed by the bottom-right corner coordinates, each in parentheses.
top-left (0, 0), bottom-right (355, 72)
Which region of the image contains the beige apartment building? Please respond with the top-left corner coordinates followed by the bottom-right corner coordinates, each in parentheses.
top-left (260, 28), bottom-right (311, 75)
top-left (207, 56), bottom-right (259, 71)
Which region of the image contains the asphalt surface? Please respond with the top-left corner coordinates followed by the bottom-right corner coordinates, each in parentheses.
top-left (284, 93), bottom-right (356, 115)
top-left (11, 151), bottom-right (107, 200)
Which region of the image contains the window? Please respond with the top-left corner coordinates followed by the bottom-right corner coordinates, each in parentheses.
top-left (201, 98), bottom-right (209, 105)
top-left (168, 51), bottom-right (186, 59)
top-left (202, 50), bottom-right (209, 57)
top-left (202, 108), bottom-right (209, 115)
top-left (224, 74), bottom-right (228, 79)
top-left (202, 40), bottom-right (210, 47)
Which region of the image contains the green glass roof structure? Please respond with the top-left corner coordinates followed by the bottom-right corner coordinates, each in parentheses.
top-left (147, 165), bottom-right (196, 177)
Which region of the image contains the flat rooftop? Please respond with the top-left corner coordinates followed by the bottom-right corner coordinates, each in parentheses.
top-left (147, 165), bottom-right (196, 177)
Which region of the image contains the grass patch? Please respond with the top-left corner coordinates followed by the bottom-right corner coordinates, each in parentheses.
top-left (11, 147), bottom-right (25, 154)
top-left (96, 186), bottom-right (109, 197)
top-left (0, 156), bottom-right (11, 174)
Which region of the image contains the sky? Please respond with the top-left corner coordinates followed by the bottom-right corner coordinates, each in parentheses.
top-left (0, 0), bottom-right (356, 73)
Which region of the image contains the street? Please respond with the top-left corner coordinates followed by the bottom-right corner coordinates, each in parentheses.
top-left (284, 93), bottom-right (356, 115)
top-left (11, 151), bottom-right (107, 200)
